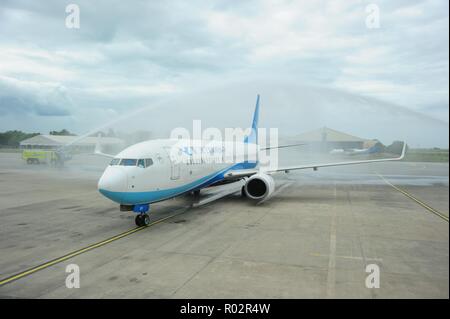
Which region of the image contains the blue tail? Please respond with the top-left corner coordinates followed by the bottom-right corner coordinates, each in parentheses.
top-left (244, 94), bottom-right (260, 144)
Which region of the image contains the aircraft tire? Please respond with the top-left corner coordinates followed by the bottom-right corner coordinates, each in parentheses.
top-left (135, 215), bottom-right (143, 227)
top-left (135, 214), bottom-right (150, 227)
top-left (142, 214), bottom-right (150, 226)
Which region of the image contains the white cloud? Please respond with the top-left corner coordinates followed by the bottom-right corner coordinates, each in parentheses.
top-left (0, 0), bottom-right (447, 139)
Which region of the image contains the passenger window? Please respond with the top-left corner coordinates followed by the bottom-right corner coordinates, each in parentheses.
top-left (121, 159), bottom-right (137, 166)
top-left (137, 159), bottom-right (145, 168)
top-left (110, 158), bottom-right (120, 165)
top-left (145, 158), bottom-right (153, 167)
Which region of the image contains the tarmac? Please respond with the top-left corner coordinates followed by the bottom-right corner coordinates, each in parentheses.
top-left (0, 152), bottom-right (448, 298)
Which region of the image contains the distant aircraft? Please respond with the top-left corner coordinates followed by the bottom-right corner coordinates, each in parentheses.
top-left (96, 95), bottom-right (406, 226)
top-left (330, 143), bottom-right (383, 156)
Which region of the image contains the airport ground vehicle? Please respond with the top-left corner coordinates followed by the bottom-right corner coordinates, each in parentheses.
top-left (22, 150), bottom-right (63, 165)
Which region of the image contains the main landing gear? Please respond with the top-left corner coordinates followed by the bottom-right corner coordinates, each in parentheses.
top-left (135, 214), bottom-right (150, 227)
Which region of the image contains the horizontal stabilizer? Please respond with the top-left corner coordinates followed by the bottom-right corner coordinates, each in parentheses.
top-left (260, 143), bottom-right (306, 151)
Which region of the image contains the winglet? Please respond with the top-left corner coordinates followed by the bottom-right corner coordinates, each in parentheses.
top-left (94, 133), bottom-right (115, 158)
top-left (94, 133), bottom-right (102, 154)
top-left (398, 141), bottom-right (407, 160)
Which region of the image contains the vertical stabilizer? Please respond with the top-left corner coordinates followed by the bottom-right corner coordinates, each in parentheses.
top-left (244, 94), bottom-right (260, 144)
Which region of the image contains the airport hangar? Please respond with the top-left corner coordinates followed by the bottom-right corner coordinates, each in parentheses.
top-left (286, 127), bottom-right (379, 152)
top-left (19, 134), bottom-right (124, 153)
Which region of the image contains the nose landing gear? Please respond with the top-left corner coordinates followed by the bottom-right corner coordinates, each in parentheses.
top-left (135, 214), bottom-right (150, 227)
top-left (133, 203), bottom-right (150, 227)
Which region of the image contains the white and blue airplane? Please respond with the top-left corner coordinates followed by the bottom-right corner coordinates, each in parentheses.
top-left (96, 95), bottom-right (406, 226)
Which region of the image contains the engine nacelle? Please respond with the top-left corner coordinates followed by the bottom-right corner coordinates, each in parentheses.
top-left (244, 173), bottom-right (275, 201)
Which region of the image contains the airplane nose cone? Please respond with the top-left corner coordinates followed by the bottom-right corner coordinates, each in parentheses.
top-left (98, 167), bottom-right (127, 192)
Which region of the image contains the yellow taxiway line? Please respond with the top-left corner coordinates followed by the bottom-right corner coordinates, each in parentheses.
top-left (0, 212), bottom-right (182, 287)
top-left (376, 172), bottom-right (449, 222)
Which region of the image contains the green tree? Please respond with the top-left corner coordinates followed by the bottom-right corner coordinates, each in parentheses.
top-left (49, 129), bottom-right (76, 136)
top-left (0, 130), bottom-right (40, 147)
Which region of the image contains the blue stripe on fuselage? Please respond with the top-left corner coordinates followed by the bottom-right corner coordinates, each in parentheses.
top-left (98, 161), bottom-right (257, 205)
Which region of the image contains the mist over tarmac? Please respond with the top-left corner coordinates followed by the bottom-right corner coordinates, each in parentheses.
top-left (81, 78), bottom-right (449, 149)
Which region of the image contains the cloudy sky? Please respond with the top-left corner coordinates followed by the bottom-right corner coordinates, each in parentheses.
top-left (0, 0), bottom-right (448, 141)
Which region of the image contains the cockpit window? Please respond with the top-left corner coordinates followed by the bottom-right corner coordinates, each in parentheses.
top-left (109, 158), bottom-right (152, 167)
top-left (145, 158), bottom-right (153, 167)
top-left (110, 158), bottom-right (120, 165)
top-left (120, 159), bottom-right (137, 166)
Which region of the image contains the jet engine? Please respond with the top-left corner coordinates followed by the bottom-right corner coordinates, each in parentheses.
top-left (244, 173), bottom-right (275, 201)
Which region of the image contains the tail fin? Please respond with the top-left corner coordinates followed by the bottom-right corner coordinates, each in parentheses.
top-left (244, 94), bottom-right (260, 144)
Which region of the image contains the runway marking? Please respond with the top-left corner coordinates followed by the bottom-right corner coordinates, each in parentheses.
top-left (0, 212), bottom-right (184, 287)
top-left (311, 253), bottom-right (383, 262)
top-left (326, 183), bottom-right (337, 298)
top-left (376, 173), bottom-right (449, 222)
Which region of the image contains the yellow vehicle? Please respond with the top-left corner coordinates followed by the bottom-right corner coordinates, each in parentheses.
top-left (22, 150), bottom-right (61, 165)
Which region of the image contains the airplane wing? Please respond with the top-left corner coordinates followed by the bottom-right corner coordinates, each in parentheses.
top-left (222, 142), bottom-right (407, 179)
top-left (94, 150), bottom-right (115, 158)
top-left (264, 142), bottom-right (407, 174)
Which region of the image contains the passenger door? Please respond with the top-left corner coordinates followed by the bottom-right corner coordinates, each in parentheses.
top-left (163, 146), bottom-right (181, 180)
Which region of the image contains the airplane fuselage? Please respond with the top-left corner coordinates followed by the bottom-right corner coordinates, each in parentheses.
top-left (98, 139), bottom-right (258, 205)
